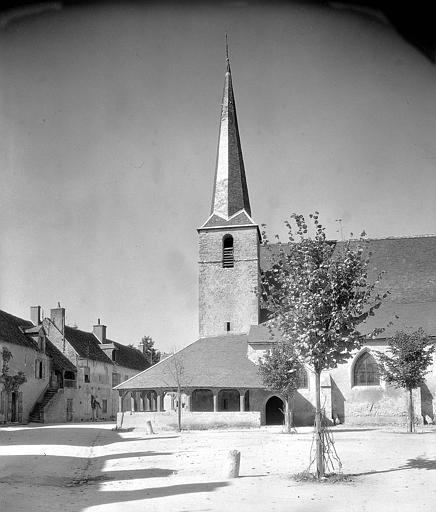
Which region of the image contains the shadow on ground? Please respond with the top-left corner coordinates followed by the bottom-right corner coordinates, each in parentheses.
top-left (351, 457), bottom-right (436, 477)
top-left (0, 426), bottom-right (230, 511)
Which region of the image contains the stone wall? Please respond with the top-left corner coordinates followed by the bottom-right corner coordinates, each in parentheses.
top-left (198, 226), bottom-right (259, 337)
top-left (117, 410), bottom-right (261, 431)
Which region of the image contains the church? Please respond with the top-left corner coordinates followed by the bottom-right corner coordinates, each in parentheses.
top-left (116, 57), bottom-right (436, 430)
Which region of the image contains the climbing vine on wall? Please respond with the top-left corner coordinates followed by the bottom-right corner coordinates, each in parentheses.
top-left (0, 347), bottom-right (27, 393)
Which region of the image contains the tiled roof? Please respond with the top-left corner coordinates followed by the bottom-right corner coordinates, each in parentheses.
top-left (45, 339), bottom-right (76, 372)
top-left (64, 326), bottom-right (113, 364)
top-left (109, 340), bottom-right (149, 372)
top-left (116, 334), bottom-right (263, 390)
top-left (259, 236), bottom-right (436, 338)
top-left (0, 310), bottom-right (37, 350)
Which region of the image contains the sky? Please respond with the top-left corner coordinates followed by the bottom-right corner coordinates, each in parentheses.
top-left (1, 2), bottom-right (435, 352)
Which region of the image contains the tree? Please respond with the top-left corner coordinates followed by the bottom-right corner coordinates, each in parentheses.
top-left (376, 329), bottom-right (435, 433)
top-left (261, 212), bottom-right (388, 478)
top-left (258, 341), bottom-right (305, 433)
top-left (164, 349), bottom-right (187, 432)
top-left (0, 347), bottom-right (27, 422)
top-left (139, 336), bottom-right (161, 366)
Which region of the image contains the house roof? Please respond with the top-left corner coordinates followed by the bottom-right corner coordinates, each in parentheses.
top-left (0, 310), bottom-right (37, 350)
top-left (64, 326), bottom-right (113, 364)
top-left (104, 340), bottom-right (149, 372)
top-left (259, 235), bottom-right (436, 338)
top-left (115, 334), bottom-right (264, 390)
top-left (45, 339), bottom-right (77, 372)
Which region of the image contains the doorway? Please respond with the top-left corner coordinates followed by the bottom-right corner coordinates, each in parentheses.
top-left (10, 392), bottom-right (18, 422)
top-left (265, 396), bottom-right (284, 425)
top-left (66, 399), bottom-right (73, 422)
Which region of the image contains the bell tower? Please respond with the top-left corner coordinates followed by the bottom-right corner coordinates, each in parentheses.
top-left (198, 52), bottom-right (260, 338)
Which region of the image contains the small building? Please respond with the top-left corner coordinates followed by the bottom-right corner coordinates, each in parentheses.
top-left (115, 57), bottom-right (436, 430)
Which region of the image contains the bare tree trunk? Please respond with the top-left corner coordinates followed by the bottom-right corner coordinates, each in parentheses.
top-left (315, 370), bottom-right (324, 478)
top-left (177, 387), bottom-right (182, 432)
top-left (408, 388), bottom-right (414, 433)
top-left (285, 397), bottom-right (291, 433)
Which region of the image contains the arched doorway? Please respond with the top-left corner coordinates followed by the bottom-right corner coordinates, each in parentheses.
top-left (265, 396), bottom-right (284, 425)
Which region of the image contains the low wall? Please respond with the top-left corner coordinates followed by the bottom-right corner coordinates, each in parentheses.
top-left (117, 411), bottom-right (261, 431)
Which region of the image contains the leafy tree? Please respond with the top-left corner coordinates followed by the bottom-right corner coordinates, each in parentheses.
top-left (261, 212), bottom-right (387, 478)
top-left (139, 336), bottom-right (161, 366)
top-left (0, 347), bottom-right (27, 422)
top-left (258, 341), bottom-right (305, 433)
top-left (376, 329), bottom-right (435, 433)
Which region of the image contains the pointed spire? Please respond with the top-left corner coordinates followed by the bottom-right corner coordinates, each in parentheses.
top-left (209, 42), bottom-right (252, 223)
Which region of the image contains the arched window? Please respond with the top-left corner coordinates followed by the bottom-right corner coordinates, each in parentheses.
top-left (222, 235), bottom-right (234, 268)
top-left (297, 369), bottom-right (308, 389)
top-left (353, 351), bottom-right (380, 386)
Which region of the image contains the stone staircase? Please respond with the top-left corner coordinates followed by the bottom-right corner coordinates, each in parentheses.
top-left (28, 387), bottom-right (58, 423)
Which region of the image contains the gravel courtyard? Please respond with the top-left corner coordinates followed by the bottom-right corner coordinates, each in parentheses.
top-left (0, 422), bottom-right (435, 512)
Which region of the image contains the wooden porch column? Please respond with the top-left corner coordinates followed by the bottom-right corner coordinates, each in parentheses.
top-left (130, 392), bottom-right (135, 412)
top-left (157, 392), bottom-right (162, 412)
top-left (239, 390), bottom-right (246, 412)
top-left (118, 392), bottom-right (123, 413)
top-left (213, 390), bottom-right (218, 412)
top-left (139, 392), bottom-right (144, 412)
top-left (185, 391), bottom-right (191, 412)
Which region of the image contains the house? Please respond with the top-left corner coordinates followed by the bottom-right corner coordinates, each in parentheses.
top-left (115, 57), bottom-right (436, 430)
top-left (0, 307), bottom-right (68, 423)
top-left (0, 305), bottom-right (149, 423)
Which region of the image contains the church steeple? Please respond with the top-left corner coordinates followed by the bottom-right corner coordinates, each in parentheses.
top-left (201, 49), bottom-right (254, 228)
top-left (197, 47), bottom-right (260, 338)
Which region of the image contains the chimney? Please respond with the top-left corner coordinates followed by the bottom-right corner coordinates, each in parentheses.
top-left (30, 305), bottom-right (41, 326)
top-left (50, 306), bottom-right (65, 334)
top-left (93, 318), bottom-right (107, 344)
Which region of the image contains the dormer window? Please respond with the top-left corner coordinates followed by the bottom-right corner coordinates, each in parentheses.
top-left (222, 235), bottom-right (234, 268)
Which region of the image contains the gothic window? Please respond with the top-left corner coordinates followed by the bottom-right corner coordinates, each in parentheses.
top-left (222, 235), bottom-right (234, 268)
top-left (353, 352), bottom-right (380, 386)
top-left (297, 369), bottom-right (308, 389)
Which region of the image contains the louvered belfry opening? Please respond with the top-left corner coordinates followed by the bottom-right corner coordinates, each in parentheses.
top-left (222, 235), bottom-right (234, 268)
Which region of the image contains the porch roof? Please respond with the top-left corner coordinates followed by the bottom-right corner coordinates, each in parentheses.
top-left (115, 334), bottom-right (264, 391)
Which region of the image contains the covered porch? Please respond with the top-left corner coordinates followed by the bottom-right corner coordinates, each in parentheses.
top-left (117, 387), bottom-right (251, 413)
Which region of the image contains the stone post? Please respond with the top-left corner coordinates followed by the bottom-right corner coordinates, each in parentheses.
top-left (157, 392), bottom-right (162, 412)
top-left (118, 392), bottom-right (123, 413)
